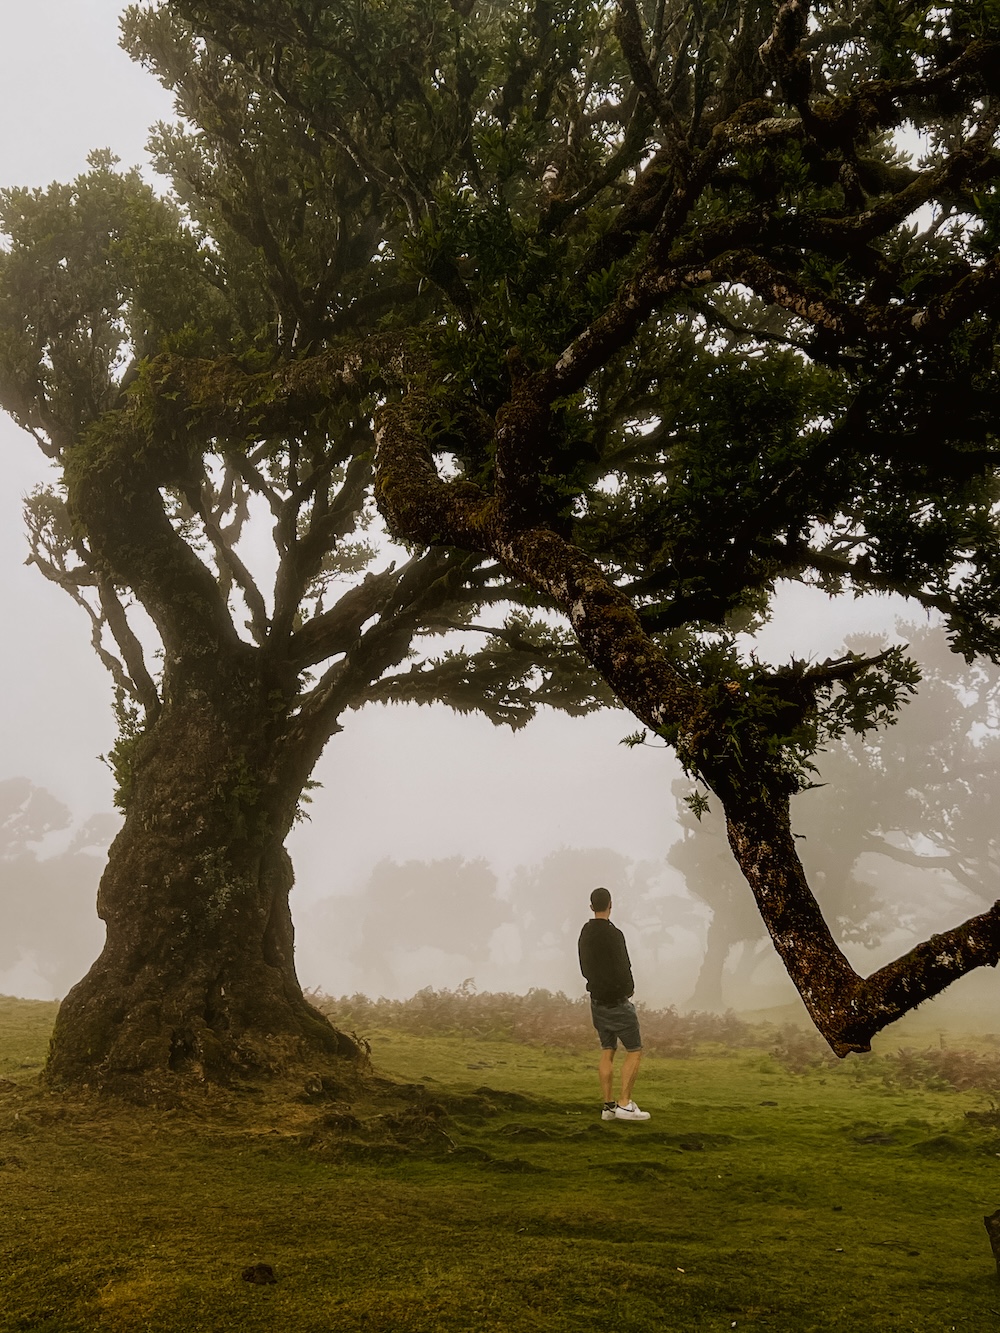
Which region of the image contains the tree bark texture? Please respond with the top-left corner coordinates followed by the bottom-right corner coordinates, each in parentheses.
top-left (46, 670), bottom-right (359, 1090)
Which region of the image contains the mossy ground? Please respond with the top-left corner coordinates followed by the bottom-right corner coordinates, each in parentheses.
top-left (2, 995), bottom-right (1000, 1331)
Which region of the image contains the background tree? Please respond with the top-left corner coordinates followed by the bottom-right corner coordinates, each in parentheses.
top-left (667, 786), bottom-right (774, 1012)
top-left (358, 856), bottom-right (509, 996)
top-left (0, 779), bottom-right (113, 998)
top-left (806, 627), bottom-right (1000, 912)
top-left (0, 13), bottom-right (604, 1090)
top-left (507, 847), bottom-right (646, 992)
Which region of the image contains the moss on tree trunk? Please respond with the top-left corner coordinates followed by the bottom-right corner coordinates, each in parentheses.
top-left (45, 685), bottom-right (362, 1092)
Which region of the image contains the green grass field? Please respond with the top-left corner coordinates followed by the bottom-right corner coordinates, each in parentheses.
top-left (2, 993), bottom-right (1000, 1332)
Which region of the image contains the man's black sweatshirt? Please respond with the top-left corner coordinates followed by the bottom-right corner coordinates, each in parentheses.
top-left (578, 918), bottom-right (634, 1005)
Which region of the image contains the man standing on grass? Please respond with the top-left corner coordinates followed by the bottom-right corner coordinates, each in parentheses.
top-left (578, 887), bottom-right (650, 1122)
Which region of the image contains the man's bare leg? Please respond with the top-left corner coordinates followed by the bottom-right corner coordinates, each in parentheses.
top-left (619, 1048), bottom-right (643, 1106)
top-left (599, 1048), bottom-right (615, 1102)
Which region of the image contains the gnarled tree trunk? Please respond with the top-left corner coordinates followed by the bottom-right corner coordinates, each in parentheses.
top-left (46, 665), bottom-right (361, 1091)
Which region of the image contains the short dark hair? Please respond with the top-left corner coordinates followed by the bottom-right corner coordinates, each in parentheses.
top-left (590, 886), bottom-right (611, 912)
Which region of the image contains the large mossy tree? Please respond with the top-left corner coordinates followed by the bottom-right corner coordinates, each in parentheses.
top-left (160, 0), bottom-right (1000, 1052)
top-left (0, 9), bottom-right (603, 1091)
top-left (4, 0), bottom-right (1000, 1076)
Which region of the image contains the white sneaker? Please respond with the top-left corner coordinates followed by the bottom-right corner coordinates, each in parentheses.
top-left (613, 1100), bottom-right (650, 1121)
top-left (601, 1106), bottom-right (617, 1121)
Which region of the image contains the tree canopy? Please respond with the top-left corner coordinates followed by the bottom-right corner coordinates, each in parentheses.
top-left (153, 0), bottom-right (1000, 1051)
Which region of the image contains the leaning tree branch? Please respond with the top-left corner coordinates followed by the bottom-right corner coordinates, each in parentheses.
top-left (374, 371), bottom-right (1000, 1057)
top-left (800, 546), bottom-right (964, 618)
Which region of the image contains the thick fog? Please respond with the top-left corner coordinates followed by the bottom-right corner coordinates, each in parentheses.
top-left (2, 2), bottom-right (998, 1032)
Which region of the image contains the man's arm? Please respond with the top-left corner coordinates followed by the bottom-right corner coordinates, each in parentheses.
top-left (614, 927), bottom-right (635, 998)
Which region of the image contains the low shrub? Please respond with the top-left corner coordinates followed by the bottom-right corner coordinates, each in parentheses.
top-left (770, 1024), bottom-right (838, 1074)
top-left (312, 987), bottom-right (1000, 1091)
top-left (874, 1045), bottom-right (1000, 1095)
top-left (309, 984), bottom-right (756, 1056)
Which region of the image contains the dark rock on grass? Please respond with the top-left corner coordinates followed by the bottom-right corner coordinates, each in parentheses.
top-left (241, 1263), bottom-right (276, 1285)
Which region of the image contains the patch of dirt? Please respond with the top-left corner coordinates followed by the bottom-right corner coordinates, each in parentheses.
top-left (640, 1131), bottom-right (735, 1150)
top-left (496, 1124), bottom-right (553, 1141)
top-left (481, 1156), bottom-right (545, 1174)
top-left (602, 1160), bottom-right (671, 1182)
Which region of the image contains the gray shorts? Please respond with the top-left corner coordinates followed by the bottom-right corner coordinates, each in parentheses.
top-left (590, 998), bottom-right (642, 1052)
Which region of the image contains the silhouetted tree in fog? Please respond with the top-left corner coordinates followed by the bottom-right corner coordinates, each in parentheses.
top-left (358, 857), bottom-right (509, 995)
top-left (0, 779), bottom-right (114, 995)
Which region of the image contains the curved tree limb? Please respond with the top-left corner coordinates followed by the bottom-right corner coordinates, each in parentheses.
top-left (373, 372), bottom-right (1000, 1057)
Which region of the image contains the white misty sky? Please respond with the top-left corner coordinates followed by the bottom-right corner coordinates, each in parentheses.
top-left (3, 2), bottom-right (968, 1012)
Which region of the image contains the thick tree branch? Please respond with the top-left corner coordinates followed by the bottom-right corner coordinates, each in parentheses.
top-left (287, 567), bottom-right (401, 669)
top-left (374, 357), bottom-right (1000, 1057)
top-left (69, 409), bottom-right (245, 686)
